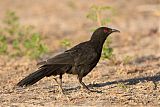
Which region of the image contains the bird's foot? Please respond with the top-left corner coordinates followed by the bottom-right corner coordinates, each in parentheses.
top-left (80, 86), bottom-right (92, 93)
top-left (59, 88), bottom-right (66, 95)
top-left (90, 90), bottom-right (103, 93)
top-left (57, 89), bottom-right (71, 101)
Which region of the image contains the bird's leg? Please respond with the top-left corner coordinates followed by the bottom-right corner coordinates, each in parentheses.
top-left (54, 75), bottom-right (70, 101)
top-left (78, 76), bottom-right (91, 92)
top-left (54, 74), bottom-right (64, 94)
top-left (78, 76), bottom-right (102, 93)
top-left (59, 74), bottom-right (65, 94)
top-left (53, 78), bottom-right (59, 85)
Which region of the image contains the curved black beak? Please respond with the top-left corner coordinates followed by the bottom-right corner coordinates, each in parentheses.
top-left (111, 29), bottom-right (120, 33)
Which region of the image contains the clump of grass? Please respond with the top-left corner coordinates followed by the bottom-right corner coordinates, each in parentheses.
top-left (67, 1), bottom-right (76, 9)
top-left (0, 11), bottom-right (48, 59)
top-left (86, 5), bottom-right (115, 60)
top-left (123, 55), bottom-right (133, 65)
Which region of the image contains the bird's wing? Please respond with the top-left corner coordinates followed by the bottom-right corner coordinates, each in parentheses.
top-left (38, 42), bottom-right (98, 66)
top-left (38, 52), bottom-right (75, 65)
top-left (69, 43), bottom-right (98, 65)
top-left (77, 48), bottom-right (97, 65)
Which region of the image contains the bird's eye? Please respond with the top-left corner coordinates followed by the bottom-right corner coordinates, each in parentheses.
top-left (103, 29), bottom-right (108, 33)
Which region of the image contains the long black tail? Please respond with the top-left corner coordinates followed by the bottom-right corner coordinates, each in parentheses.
top-left (17, 66), bottom-right (54, 87)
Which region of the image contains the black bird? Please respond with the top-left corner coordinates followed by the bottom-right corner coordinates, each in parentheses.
top-left (17, 27), bottom-right (120, 92)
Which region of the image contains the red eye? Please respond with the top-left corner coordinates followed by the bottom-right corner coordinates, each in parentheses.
top-left (104, 29), bottom-right (108, 33)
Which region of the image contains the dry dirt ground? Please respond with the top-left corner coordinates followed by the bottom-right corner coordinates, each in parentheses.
top-left (0, 0), bottom-right (160, 106)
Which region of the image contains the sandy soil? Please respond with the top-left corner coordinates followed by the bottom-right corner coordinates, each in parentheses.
top-left (0, 0), bottom-right (160, 106)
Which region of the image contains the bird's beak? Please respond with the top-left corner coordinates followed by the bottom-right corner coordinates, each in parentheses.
top-left (111, 29), bottom-right (120, 33)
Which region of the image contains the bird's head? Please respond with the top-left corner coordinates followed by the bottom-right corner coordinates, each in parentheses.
top-left (90, 27), bottom-right (120, 45)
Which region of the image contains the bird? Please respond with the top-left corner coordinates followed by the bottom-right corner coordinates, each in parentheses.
top-left (16, 27), bottom-right (120, 93)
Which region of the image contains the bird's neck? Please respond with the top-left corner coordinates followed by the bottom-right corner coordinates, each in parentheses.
top-left (90, 33), bottom-right (110, 54)
top-left (90, 38), bottom-right (106, 54)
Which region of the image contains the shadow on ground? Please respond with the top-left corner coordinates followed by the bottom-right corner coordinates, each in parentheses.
top-left (66, 74), bottom-right (160, 91)
top-left (89, 74), bottom-right (160, 87)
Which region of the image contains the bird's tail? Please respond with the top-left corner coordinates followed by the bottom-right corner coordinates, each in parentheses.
top-left (17, 66), bottom-right (53, 87)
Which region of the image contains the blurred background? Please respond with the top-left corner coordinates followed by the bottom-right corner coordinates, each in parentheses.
top-left (0, 0), bottom-right (160, 106)
top-left (0, 0), bottom-right (159, 59)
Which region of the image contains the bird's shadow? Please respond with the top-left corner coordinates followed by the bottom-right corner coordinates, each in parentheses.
top-left (66, 74), bottom-right (160, 91)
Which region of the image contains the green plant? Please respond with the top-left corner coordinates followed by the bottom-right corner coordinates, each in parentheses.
top-left (0, 34), bottom-right (7, 53)
top-left (102, 37), bottom-right (113, 59)
top-left (117, 82), bottom-right (128, 91)
top-left (86, 5), bottom-right (112, 26)
top-left (60, 39), bottom-right (71, 49)
top-left (24, 33), bottom-right (48, 58)
top-left (87, 5), bottom-right (114, 60)
top-left (0, 11), bottom-right (48, 59)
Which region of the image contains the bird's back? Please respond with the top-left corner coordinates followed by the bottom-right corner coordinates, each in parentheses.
top-left (66, 41), bottom-right (100, 77)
